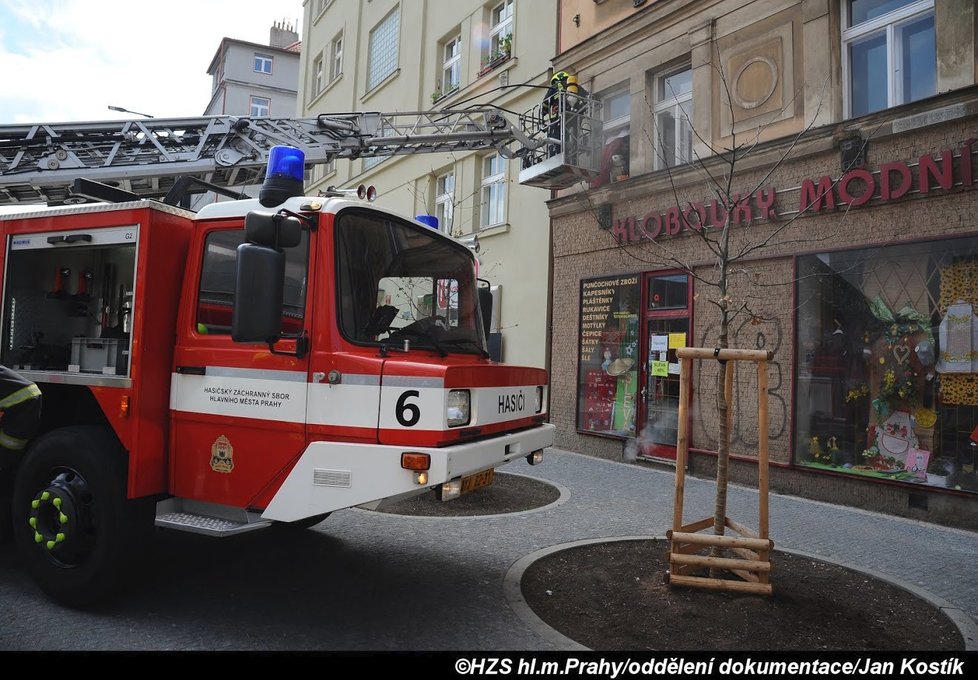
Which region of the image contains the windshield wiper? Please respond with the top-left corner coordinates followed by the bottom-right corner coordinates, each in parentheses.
top-left (437, 337), bottom-right (490, 358)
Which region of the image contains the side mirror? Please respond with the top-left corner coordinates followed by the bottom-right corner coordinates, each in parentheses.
top-left (232, 243), bottom-right (285, 343)
top-left (244, 211), bottom-right (303, 249)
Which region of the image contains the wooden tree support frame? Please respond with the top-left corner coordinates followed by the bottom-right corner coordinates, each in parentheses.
top-left (666, 347), bottom-right (775, 595)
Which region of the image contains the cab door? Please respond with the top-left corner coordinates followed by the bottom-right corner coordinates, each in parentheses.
top-left (169, 223), bottom-right (315, 508)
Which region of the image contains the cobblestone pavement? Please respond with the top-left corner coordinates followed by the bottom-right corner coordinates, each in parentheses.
top-left (0, 448), bottom-right (975, 650)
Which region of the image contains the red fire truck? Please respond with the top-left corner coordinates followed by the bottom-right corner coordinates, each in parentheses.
top-left (0, 103), bottom-right (601, 605)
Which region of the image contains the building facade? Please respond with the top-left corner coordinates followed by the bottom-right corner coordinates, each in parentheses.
top-left (550, 0), bottom-right (978, 529)
top-left (297, 0), bottom-right (559, 369)
top-left (204, 22), bottom-right (301, 118)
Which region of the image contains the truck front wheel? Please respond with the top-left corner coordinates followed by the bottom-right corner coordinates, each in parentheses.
top-left (11, 427), bottom-right (154, 607)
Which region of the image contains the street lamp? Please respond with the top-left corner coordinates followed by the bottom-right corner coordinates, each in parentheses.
top-left (107, 105), bottom-right (154, 118)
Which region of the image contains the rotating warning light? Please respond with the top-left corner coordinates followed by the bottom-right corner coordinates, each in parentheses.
top-left (260, 145), bottom-right (306, 207)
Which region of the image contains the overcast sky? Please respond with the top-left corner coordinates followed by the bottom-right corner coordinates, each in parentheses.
top-left (0, 0), bottom-right (304, 124)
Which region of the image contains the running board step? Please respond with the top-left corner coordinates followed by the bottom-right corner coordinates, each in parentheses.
top-left (155, 499), bottom-right (271, 537)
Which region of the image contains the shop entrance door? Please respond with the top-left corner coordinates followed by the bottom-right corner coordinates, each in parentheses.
top-left (638, 273), bottom-right (691, 462)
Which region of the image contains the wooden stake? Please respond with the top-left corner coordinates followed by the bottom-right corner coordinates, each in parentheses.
top-left (668, 573), bottom-right (773, 595)
top-left (672, 357), bottom-right (691, 533)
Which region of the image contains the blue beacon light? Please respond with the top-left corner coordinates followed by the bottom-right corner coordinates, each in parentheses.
top-left (259, 145), bottom-right (306, 207)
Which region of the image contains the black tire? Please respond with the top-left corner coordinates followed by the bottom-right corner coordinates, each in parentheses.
top-left (273, 512), bottom-right (331, 531)
top-left (11, 426), bottom-right (154, 607)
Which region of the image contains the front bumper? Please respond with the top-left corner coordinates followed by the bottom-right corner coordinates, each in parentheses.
top-left (261, 423), bottom-right (555, 522)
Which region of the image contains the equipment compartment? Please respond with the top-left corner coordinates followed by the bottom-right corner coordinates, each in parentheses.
top-left (2, 225), bottom-right (137, 379)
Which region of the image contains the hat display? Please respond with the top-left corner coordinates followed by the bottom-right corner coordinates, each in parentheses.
top-left (606, 357), bottom-right (634, 376)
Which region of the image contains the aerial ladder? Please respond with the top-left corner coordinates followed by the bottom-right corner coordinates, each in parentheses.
top-left (0, 94), bottom-right (603, 206)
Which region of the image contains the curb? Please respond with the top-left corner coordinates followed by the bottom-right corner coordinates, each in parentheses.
top-left (505, 535), bottom-right (978, 652)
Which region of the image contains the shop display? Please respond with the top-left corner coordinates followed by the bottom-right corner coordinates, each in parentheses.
top-left (577, 274), bottom-right (640, 436)
top-left (795, 240), bottom-right (978, 493)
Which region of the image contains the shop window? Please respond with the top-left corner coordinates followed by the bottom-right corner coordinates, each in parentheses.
top-left (843, 0), bottom-right (935, 118)
top-left (794, 237), bottom-right (978, 494)
top-left (648, 274), bottom-right (688, 310)
top-left (578, 274), bottom-right (641, 437)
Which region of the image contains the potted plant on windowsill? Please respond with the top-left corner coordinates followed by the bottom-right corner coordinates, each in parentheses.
top-left (432, 85), bottom-right (459, 104)
top-left (478, 36), bottom-right (512, 77)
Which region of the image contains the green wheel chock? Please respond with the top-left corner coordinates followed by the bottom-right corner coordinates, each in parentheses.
top-left (59, 513), bottom-right (68, 525)
top-left (40, 491), bottom-right (50, 501)
top-left (28, 517), bottom-right (36, 528)
top-left (52, 497), bottom-right (62, 509)
top-left (34, 532), bottom-right (43, 544)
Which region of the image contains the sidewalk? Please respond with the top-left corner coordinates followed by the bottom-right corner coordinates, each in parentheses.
top-left (515, 449), bottom-right (978, 629)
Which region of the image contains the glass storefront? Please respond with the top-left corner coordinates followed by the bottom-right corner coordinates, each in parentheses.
top-left (795, 237), bottom-right (978, 493)
top-left (578, 274), bottom-right (641, 437)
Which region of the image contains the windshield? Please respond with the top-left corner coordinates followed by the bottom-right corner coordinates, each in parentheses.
top-left (335, 209), bottom-right (487, 354)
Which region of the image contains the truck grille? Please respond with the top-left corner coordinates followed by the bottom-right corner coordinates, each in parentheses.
top-left (313, 468), bottom-right (352, 487)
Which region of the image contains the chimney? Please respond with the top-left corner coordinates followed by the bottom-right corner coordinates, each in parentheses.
top-left (269, 20), bottom-right (298, 49)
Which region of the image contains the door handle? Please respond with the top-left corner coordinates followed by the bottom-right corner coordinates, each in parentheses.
top-left (176, 365), bottom-right (206, 375)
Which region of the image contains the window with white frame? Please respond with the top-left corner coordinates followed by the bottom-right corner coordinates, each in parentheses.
top-left (254, 53), bottom-right (273, 74)
top-left (330, 33), bottom-right (344, 82)
top-left (653, 66), bottom-right (692, 170)
top-left (480, 154), bottom-right (507, 228)
top-left (313, 54), bottom-right (325, 95)
top-left (250, 96), bottom-right (270, 118)
top-left (442, 36), bottom-right (462, 95)
top-left (488, 0), bottom-right (514, 61)
top-left (367, 6), bottom-right (400, 91)
top-left (435, 171), bottom-right (455, 234)
top-left (843, 0), bottom-right (935, 118)
top-left (317, 0), bottom-right (330, 14)
top-left (600, 86), bottom-right (630, 181)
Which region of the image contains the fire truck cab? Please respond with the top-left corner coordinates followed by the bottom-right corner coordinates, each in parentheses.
top-left (0, 150), bottom-right (553, 605)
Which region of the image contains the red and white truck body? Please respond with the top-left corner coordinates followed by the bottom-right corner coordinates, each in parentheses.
top-left (0, 194), bottom-right (552, 603)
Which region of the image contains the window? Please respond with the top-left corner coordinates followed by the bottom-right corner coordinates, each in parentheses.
top-left (196, 229), bottom-right (309, 335)
top-left (313, 54), bottom-right (324, 95)
top-left (653, 66), bottom-right (692, 170)
top-left (367, 7), bottom-right (400, 91)
top-left (488, 0), bottom-right (514, 60)
top-left (250, 96), bottom-right (270, 118)
top-left (442, 36), bottom-right (462, 95)
top-left (577, 274), bottom-right (641, 437)
top-left (843, 0), bottom-right (935, 118)
top-left (794, 236), bottom-right (978, 495)
top-left (330, 33), bottom-right (344, 82)
top-left (480, 154), bottom-right (507, 228)
top-left (597, 87), bottom-right (630, 184)
top-left (254, 53), bottom-right (273, 74)
top-left (317, 0), bottom-right (330, 14)
top-left (435, 171), bottom-right (455, 234)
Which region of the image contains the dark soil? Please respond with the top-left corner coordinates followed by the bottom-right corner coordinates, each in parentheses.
top-left (371, 472), bottom-right (560, 516)
top-left (521, 539), bottom-right (965, 651)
